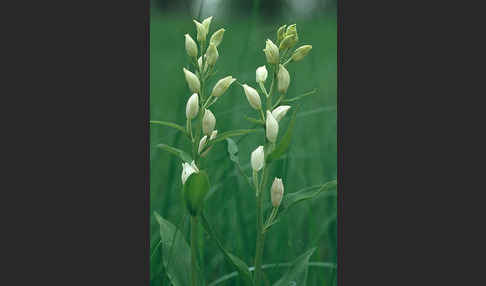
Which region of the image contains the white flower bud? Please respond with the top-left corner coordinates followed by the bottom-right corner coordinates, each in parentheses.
top-left (210, 130), bottom-right (218, 140)
top-left (206, 43), bottom-right (219, 66)
top-left (184, 34), bottom-right (198, 58)
top-left (183, 68), bottom-right (200, 94)
top-left (277, 24), bottom-right (287, 43)
top-left (197, 56), bottom-right (208, 74)
top-left (291, 45), bottom-right (312, 62)
top-left (263, 39), bottom-right (279, 64)
top-left (271, 105), bottom-right (291, 122)
top-left (193, 19), bottom-right (207, 42)
top-left (266, 110), bottom-right (279, 143)
top-left (202, 16), bottom-right (213, 33)
top-left (277, 64), bottom-right (290, 94)
top-left (256, 66), bottom-right (268, 83)
top-left (202, 109), bottom-right (216, 135)
top-left (285, 24), bottom-right (298, 41)
top-left (198, 135), bottom-right (208, 154)
top-left (186, 93), bottom-right (199, 120)
top-left (211, 76), bottom-right (236, 98)
top-left (242, 84), bottom-right (261, 110)
top-left (209, 28), bottom-right (225, 47)
top-left (198, 56), bottom-right (203, 70)
top-left (190, 160), bottom-right (199, 172)
top-left (279, 34), bottom-right (298, 51)
top-left (251, 145), bottom-right (264, 172)
top-left (181, 161), bottom-right (199, 185)
top-left (271, 178), bottom-right (284, 207)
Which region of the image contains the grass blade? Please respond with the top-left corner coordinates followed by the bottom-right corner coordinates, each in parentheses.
top-left (273, 248), bottom-right (316, 286)
top-left (200, 212), bottom-right (254, 286)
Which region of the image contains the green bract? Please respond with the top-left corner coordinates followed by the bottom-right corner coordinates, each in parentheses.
top-left (183, 170), bottom-right (210, 216)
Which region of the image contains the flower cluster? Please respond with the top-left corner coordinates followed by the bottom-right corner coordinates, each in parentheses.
top-left (152, 18), bottom-right (317, 286)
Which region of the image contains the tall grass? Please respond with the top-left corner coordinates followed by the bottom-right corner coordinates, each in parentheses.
top-left (150, 10), bottom-right (337, 285)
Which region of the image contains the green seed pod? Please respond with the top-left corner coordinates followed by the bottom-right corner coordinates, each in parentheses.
top-left (183, 170), bottom-right (210, 216)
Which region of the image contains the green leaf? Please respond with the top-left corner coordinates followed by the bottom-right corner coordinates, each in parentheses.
top-left (226, 138), bottom-right (239, 164)
top-left (153, 212), bottom-right (191, 286)
top-left (281, 89), bottom-right (317, 104)
top-left (211, 129), bottom-right (262, 144)
top-left (183, 171), bottom-right (210, 216)
top-left (263, 180), bottom-right (337, 219)
top-left (200, 213), bottom-right (254, 286)
top-left (226, 138), bottom-right (252, 187)
top-left (150, 120), bottom-right (187, 134)
top-left (157, 143), bottom-right (192, 163)
top-left (266, 107), bottom-right (299, 163)
top-left (280, 180), bottom-right (337, 215)
top-left (244, 115), bottom-right (265, 125)
top-left (273, 248), bottom-right (316, 286)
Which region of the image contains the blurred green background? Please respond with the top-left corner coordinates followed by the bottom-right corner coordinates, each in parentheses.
top-left (150, 0), bottom-right (337, 285)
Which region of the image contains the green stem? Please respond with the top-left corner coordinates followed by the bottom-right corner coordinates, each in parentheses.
top-left (254, 185), bottom-right (265, 286)
top-left (283, 57), bottom-right (292, 67)
top-left (191, 216), bottom-right (199, 286)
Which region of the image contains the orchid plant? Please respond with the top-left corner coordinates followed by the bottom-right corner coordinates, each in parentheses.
top-left (151, 16), bottom-right (337, 286)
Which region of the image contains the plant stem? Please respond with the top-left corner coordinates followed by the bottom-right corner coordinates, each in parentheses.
top-left (253, 185), bottom-right (265, 286)
top-left (191, 216), bottom-right (199, 286)
top-left (254, 165), bottom-right (268, 286)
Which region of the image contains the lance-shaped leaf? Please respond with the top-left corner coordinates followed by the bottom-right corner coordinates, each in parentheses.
top-left (150, 120), bottom-right (188, 135)
top-left (273, 248), bottom-right (316, 286)
top-left (280, 180), bottom-right (337, 215)
top-left (211, 128), bottom-right (262, 143)
top-left (281, 89), bottom-right (317, 104)
top-left (200, 213), bottom-right (254, 286)
top-left (153, 211), bottom-right (191, 286)
top-left (263, 180), bottom-right (337, 229)
top-left (157, 143), bottom-right (192, 163)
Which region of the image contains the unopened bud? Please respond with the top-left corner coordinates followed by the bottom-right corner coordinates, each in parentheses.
top-left (206, 43), bottom-right (219, 66)
top-left (277, 64), bottom-right (290, 94)
top-left (242, 84), bottom-right (261, 110)
top-left (183, 68), bottom-right (200, 94)
top-left (263, 39), bottom-right (279, 64)
top-left (291, 45), bottom-right (312, 62)
top-left (266, 110), bottom-right (279, 143)
top-left (197, 56), bottom-right (208, 74)
top-left (181, 160), bottom-right (199, 185)
top-left (193, 19), bottom-right (207, 42)
top-left (271, 178), bottom-right (284, 207)
top-left (256, 66), bottom-right (268, 83)
top-left (271, 105), bottom-right (291, 122)
top-left (198, 135), bottom-right (208, 154)
top-left (277, 25), bottom-right (287, 43)
top-left (210, 130), bottom-right (218, 140)
top-left (185, 34), bottom-right (198, 58)
top-left (202, 109), bottom-right (216, 135)
top-left (211, 76), bottom-right (236, 98)
top-left (202, 16), bottom-right (213, 33)
top-left (251, 145), bottom-right (264, 172)
top-left (186, 93), bottom-right (199, 120)
top-left (210, 28), bottom-right (225, 47)
top-left (285, 24), bottom-right (298, 41)
top-left (279, 34), bottom-right (298, 51)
